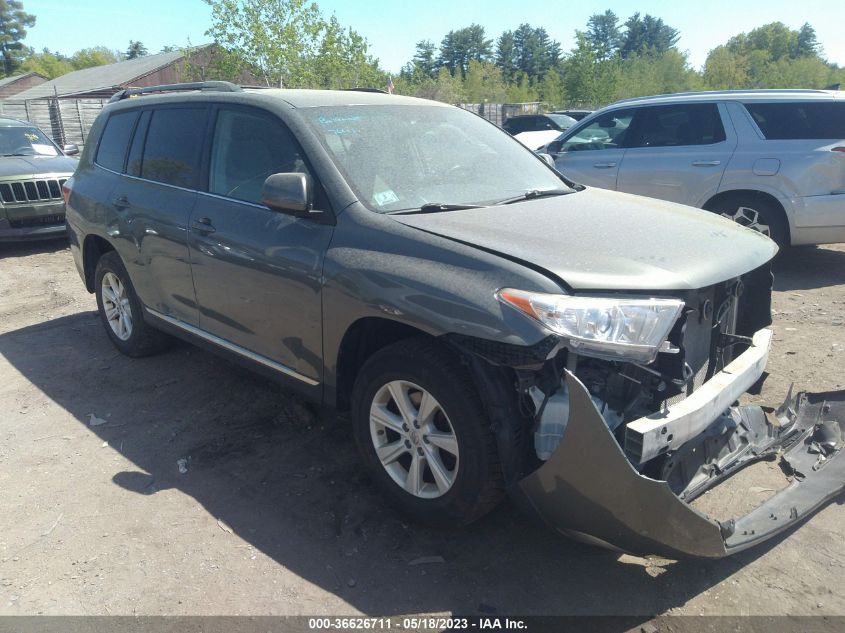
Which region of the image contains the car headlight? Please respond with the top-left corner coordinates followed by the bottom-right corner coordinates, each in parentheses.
top-left (497, 288), bottom-right (683, 363)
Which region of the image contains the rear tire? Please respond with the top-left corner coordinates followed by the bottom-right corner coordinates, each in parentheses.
top-left (707, 194), bottom-right (789, 248)
top-left (94, 251), bottom-right (169, 357)
top-left (351, 338), bottom-right (504, 527)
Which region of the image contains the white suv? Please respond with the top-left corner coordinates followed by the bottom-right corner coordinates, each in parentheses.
top-left (547, 90), bottom-right (845, 247)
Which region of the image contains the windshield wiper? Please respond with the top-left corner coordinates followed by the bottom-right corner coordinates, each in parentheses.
top-left (494, 188), bottom-right (573, 205)
top-left (389, 202), bottom-right (484, 215)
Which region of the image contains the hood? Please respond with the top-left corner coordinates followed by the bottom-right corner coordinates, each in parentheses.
top-left (392, 188), bottom-right (778, 291)
top-left (0, 154), bottom-right (77, 179)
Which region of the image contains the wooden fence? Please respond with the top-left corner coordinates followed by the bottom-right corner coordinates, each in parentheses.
top-left (0, 98), bottom-right (107, 148)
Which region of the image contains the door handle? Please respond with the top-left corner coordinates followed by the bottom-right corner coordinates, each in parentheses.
top-left (191, 217), bottom-right (216, 234)
top-left (692, 160), bottom-right (721, 166)
top-left (112, 195), bottom-right (130, 209)
top-left (593, 162), bottom-right (617, 169)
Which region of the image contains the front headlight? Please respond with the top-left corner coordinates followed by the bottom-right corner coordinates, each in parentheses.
top-left (497, 289), bottom-right (683, 363)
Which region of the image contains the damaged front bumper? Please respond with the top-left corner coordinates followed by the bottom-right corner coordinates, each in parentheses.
top-left (512, 328), bottom-right (845, 558)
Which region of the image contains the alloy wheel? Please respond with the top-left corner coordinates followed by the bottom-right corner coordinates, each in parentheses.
top-left (101, 272), bottom-right (133, 341)
top-left (721, 205), bottom-right (771, 237)
top-left (369, 380), bottom-right (460, 499)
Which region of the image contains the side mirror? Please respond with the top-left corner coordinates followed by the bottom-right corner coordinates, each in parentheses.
top-left (537, 153), bottom-right (556, 167)
top-left (262, 172), bottom-right (313, 214)
top-left (63, 143), bottom-right (79, 156)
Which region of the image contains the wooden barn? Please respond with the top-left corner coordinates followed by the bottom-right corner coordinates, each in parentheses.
top-left (0, 72), bottom-right (48, 99)
top-left (9, 44), bottom-right (253, 101)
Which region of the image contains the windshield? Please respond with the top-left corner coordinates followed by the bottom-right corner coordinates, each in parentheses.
top-left (547, 113), bottom-right (577, 129)
top-left (0, 125), bottom-right (59, 157)
top-left (302, 104), bottom-right (570, 212)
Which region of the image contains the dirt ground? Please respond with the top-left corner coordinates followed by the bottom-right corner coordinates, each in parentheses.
top-left (0, 239), bottom-right (843, 618)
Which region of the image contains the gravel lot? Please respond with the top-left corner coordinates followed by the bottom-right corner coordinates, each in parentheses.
top-left (0, 239), bottom-right (844, 618)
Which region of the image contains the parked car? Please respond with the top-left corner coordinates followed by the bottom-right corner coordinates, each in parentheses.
top-left (513, 129), bottom-right (563, 151)
top-left (0, 117), bottom-right (79, 242)
top-left (502, 113), bottom-right (576, 135)
top-left (66, 82), bottom-right (844, 559)
top-left (552, 109), bottom-right (593, 121)
top-left (548, 89), bottom-right (845, 247)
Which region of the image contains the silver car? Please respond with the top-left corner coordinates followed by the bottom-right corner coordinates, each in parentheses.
top-left (547, 90), bottom-right (845, 247)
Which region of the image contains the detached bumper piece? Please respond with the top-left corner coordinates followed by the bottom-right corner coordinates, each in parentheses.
top-left (513, 370), bottom-right (845, 559)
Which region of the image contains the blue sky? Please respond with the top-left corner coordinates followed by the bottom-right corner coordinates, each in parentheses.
top-left (23, 0), bottom-right (845, 73)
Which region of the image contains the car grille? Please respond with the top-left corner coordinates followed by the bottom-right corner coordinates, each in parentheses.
top-left (0, 178), bottom-right (68, 205)
top-left (9, 213), bottom-right (66, 228)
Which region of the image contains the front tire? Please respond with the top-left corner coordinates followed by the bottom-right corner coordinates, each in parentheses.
top-left (351, 338), bottom-right (504, 526)
top-left (94, 251), bottom-right (168, 357)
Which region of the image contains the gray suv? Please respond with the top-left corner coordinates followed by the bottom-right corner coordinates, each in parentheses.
top-left (65, 82), bottom-right (845, 559)
top-left (548, 90), bottom-right (845, 247)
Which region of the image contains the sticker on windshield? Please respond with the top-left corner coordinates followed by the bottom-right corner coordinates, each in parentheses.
top-left (373, 190), bottom-right (399, 206)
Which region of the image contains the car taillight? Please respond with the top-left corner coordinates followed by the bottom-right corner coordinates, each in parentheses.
top-left (62, 177), bottom-right (73, 205)
top-left (832, 147), bottom-right (845, 153)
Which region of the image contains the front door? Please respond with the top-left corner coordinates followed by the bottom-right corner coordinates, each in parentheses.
top-left (552, 107), bottom-right (637, 190)
top-left (187, 106), bottom-right (334, 383)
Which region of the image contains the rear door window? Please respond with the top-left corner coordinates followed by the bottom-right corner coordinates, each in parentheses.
top-left (627, 104), bottom-right (726, 148)
top-left (743, 102), bottom-right (845, 139)
top-left (95, 111), bottom-right (139, 172)
top-left (139, 108), bottom-right (208, 188)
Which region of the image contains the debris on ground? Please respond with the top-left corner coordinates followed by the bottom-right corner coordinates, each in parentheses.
top-left (216, 519), bottom-right (233, 534)
top-left (88, 414), bottom-right (107, 427)
top-left (176, 458), bottom-right (188, 474)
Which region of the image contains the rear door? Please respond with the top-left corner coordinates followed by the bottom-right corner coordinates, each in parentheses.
top-left (552, 108), bottom-right (637, 190)
top-left (97, 106), bottom-right (208, 326)
top-left (615, 103), bottom-right (736, 207)
top-left (187, 105), bottom-right (334, 384)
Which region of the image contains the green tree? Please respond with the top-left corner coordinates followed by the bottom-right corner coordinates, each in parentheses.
top-left (703, 45), bottom-right (749, 89)
top-left (510, 23), bottom-right (560, 81)
top-left (495, 31), bottom-right (516, 84)
top-left (72, 47), bottom-right (120, 69)
top-left (312, 15), bottom-right (383, 89)
top-left (586, 10), bottom-right (621, 61)
top-left (562, 33), bottom-right (618, 106)
top-left (539, 68), bottom-right (566, 108)
top-left (619, 13), bottom-right (679, 58)
top-left (0, 0), bottom-right (35, 76)
top-left (20, 48), bottom-right (73, 79)
top-left (125, 40), bottom-right (148, 59)
top-left (463, 59), bottom-right (507, 102)
top-left (506, 72), bottom-right (539, 102)
top-left (438, 24), bottom-right (492, 77)
top-left (204, 0), bottom-right (325, 88)
top-left (411, 39), bottom-right (438, 78)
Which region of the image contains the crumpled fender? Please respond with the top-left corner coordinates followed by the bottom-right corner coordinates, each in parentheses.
top-left (512, 370), bottom-right (730, 558)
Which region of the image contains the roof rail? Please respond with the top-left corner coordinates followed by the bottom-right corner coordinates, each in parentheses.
top-left (109, 81), bottom-right (243, 103)
top-left (340, 87), bottom-right (388, 94)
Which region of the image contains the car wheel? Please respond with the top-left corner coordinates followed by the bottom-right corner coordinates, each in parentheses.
top-left (351, 338), bottom-right (504, 526)
top-left (94, 251), bottom-right (169, 357)
top-left (708, 195), bottom-right (788, 248)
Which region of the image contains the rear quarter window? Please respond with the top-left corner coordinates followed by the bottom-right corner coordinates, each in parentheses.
top-left (743, 102), bottom-right (845, 140)
top-left (95, 111), bottom-right (139, 172)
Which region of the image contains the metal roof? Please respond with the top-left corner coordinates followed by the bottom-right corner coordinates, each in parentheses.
top-left (9, 46), bottom-right (213, 101)
top-left (0, 72), bottom-right (45, 88)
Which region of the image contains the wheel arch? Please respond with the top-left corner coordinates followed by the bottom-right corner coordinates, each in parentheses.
top-left (703, 189), bottom-right (791, 244)
top-left (82, 234), bottom-right (116, 293)
top-left (332, 317), bottom-right (436, 412)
